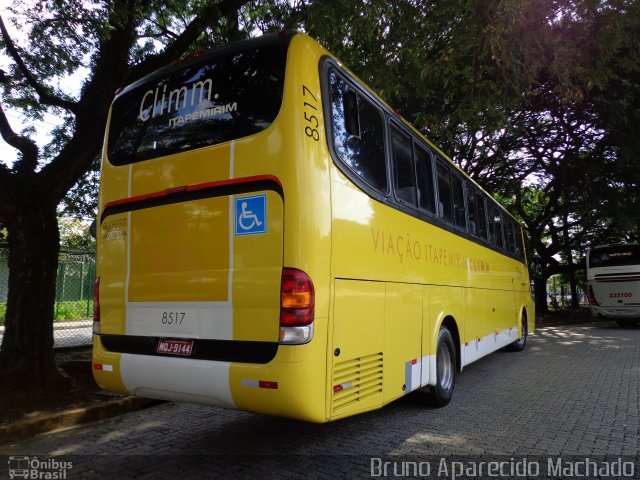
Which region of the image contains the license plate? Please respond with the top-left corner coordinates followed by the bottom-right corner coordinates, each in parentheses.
top-left (157, 339), bottom-right (193, 356)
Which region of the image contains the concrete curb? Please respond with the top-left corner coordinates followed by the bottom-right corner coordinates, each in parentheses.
top-left (0, 396), bottom-right (163, 445)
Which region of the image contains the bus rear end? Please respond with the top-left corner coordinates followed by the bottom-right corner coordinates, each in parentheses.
top-left (92, 32), bottom-right (331, 422)
top-left (587, 244), bottom-right (640, 322)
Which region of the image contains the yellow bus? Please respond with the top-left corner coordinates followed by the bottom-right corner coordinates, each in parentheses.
top-left (93, 31), bottom-right (534, 423)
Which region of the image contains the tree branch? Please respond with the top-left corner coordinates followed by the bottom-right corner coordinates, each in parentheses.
top-left (0, 102), bottom-right (38, 173)
top-left (127, 0), bottom-right (251, 83)
top-left (0, 14), bottom-right (79, 113)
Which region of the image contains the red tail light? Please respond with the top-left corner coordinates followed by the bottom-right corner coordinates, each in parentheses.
top-left (280, 268), bottom-right (314, 326)
top-left (93, 277), bottom-right (101, 333)
top-left (280, 268), bottom-right (314, 345)
top-left (588, 285), bottom-right (599, 306)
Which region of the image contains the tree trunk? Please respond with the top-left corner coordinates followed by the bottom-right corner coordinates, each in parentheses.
top-left (0, 202), bottom-right (68, 391)
top-left (534, 276), bottom-right (549, 315)
top-left (570, 276), bottom-right (579, 308)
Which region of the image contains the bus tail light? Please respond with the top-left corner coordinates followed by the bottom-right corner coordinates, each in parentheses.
top-left (587, 285), bottom-right (599, 306)
top-left (280, 268), bottom-right (314, 344)
top-left (93, 277), bottom-right (101, 334)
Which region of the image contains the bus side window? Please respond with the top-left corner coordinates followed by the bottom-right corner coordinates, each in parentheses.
top-left (390, 125), bottom-right (417, 206)
top-left (451, 174), bottom-right (466, 230)
top-left (329, 71), bottom-right (387, 193)
top-left (491, 207), bottom-right (505, 249)
top-left (504, 218), bottom-right (516, 253)
top-left (343, 89), bottom-right (360, 137)
top-left (515, 226), bottom-right (523, 257)
top-left (476, 193), bottom-right (488, 240)
top-left (436, 161), bottom-right (453, 224)
top-left (487, 202), bottom-right (496, 245)
top-left (415, 144), bottom-right (436, 214)
top-left (466, 183), bottom-right (478, 236)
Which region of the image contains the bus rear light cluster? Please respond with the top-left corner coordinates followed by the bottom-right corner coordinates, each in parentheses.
top-left (587, 285), bottom-right (599, 306)
top-left (280, 268), bottom-right (314, 344)
top-left (93, 277), bottom-right (101, 334)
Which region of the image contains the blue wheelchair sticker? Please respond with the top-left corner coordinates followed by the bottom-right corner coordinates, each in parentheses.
top-left (235, 194), bottom-right (267, 236)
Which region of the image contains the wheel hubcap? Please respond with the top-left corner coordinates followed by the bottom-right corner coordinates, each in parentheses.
top-left (437, 343), bottom-right (453, 391)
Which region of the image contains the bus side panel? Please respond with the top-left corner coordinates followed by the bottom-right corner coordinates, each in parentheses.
top-left (462, 287), bottom-right (487, 366)
top-left (228, 315), bottom-right (329, 423)
top-left (330, 279), bottom-right (385, 419)
top-left (383, 283), bottom-right (422, 402)
top-left (420, 285), bottom-right (432, 386)
top-left (97, 213), bottom-right (128, 336)
top-left (428, 285), bottom-right (462, 385)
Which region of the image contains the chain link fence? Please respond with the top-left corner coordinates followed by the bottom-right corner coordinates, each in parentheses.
top-left (0, 243), bottom-right (95, 349)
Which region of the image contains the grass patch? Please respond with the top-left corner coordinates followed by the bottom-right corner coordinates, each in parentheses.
top-left (0, 300), bottom-right (92, 325)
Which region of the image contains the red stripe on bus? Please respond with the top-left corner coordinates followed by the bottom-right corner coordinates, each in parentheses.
top-left (102, 174), bottom-right (283, 213)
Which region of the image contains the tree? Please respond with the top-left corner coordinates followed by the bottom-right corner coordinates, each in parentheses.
top-left (0, 0), bottom-right (255, 391)
top-left (58, 216), bottom-right (95, 250)
top-left (298, 0), bottom-right (639, 314)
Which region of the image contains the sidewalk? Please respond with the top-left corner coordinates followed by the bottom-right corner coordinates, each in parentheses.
top-left (0, 396), bottom-right (161, 445)
top-left (0, 319), bottom-right (92, 335)
top-left (0, 321), bottom-right (160, 445)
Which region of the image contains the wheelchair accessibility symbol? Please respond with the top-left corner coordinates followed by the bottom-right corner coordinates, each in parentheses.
top-left (235, 194), bottom-right (267, 236)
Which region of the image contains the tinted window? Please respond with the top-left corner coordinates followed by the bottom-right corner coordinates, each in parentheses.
top-left (476, 193), bottom-right (488, 239)
top-left (489, 206), bottom-right (504, 248)
top-left (466, 184), bottom-right (478, 236)
top-left (415, 144), bottom-right (435, 213)
top-left (451, 174), bottom-right (466, 229)
top-left (514, 225), bottom-right (523, 257)
top-left (504, 218), bottom-right (516, 253)
top-left (329, 71), bottom-right (387, 192)
top-left (436, 162), bottom-right (453, 223)
top-left (108, 44), bottom-right (288, 165)
top-left (589, 245), bottom-right (640, 268)
top-left (390, 126), bottom-right (416, 205)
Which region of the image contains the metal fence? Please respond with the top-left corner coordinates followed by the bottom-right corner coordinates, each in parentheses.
top-left (0, 244), bottom-right (95, 349)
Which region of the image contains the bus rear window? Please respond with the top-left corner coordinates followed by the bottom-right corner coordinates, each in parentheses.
top-left (107, 44), bottom-right (288, 165)
top-left (589, 245), bottom-right (640, 268)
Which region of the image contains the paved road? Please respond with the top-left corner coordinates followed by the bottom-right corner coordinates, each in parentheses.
top-left (1, 321), bottom-right (639, 479)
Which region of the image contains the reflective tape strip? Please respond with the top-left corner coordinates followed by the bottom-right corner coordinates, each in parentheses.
top-left (333, 382), bottom-right (353, 393)
top-left (94, 363), bottom-right (113, 372)
top-left (242, 379), bottom-right (278, 389)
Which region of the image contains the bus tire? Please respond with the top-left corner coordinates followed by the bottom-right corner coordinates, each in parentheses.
top-left (507, 317), bottom-right (527, 352)
top-left (424, 326), bottom-right (456, 407)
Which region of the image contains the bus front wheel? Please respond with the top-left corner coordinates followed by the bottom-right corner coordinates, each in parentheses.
top-left (419, 326), bottom-right (456, 407)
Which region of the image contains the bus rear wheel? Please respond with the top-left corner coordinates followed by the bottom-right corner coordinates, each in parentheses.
top-left (507, 317), bottom-right (527, 352)
top-left (419, 326), bottom-right (456, 407)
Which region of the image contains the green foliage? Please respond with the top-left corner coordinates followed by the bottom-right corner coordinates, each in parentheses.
top-left (52, 300), bottom-right (93, 321)
top-left (58, 216), bottom-right (95, 249)
top-left (295, 0), bottom-right (639, 302)
top-left (0, 300), bottom-right (93, 324)
top-left (1, 0), bottom-right (638, 317)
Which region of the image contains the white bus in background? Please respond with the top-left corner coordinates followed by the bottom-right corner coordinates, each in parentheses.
top-left (586, 244), bottom-right (640, 324)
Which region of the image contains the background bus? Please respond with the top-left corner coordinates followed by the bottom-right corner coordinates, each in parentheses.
top-left (587, 244), bottom-right (640, 323)
top-left (92, 31), bottom-right (534, 423)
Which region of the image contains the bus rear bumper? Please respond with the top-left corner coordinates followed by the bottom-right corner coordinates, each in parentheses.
top-left (92, 333), bottom-right (329, 422)
top-left (590, 306), bottom-right (640, 320)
